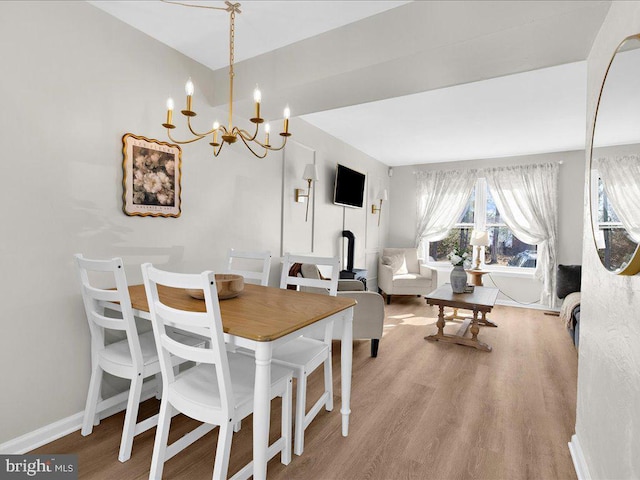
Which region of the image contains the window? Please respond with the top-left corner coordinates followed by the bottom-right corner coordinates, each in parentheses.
top-left (484, 186), bottom-right (537, 268)
top-left (427, 179), bottom-right (537, 269)
top-left (594, 176), bottom-right (637, 271)
top-left (428, 189), bottom-right (474, 262)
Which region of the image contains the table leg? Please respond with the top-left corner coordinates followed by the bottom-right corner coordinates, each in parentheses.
top-left (478, 311), bottom-right (498, 327)
top-left (253, 342), bottom-right (273, 480)
top-left (444, 307), bottom-right (459, 321)
top-left (470, 309), bottom-right (480, 342)
top-left (426, 305), bottom-right (446, 342)
top-left (470, 309), bottom-right (492, 352)
top-left (341, 307), bottom-right (353, 436)
top-left (437, 305), bottom-right (445, 336)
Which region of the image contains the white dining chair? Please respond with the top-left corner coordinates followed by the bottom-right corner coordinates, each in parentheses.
top-left (141, 263), bottom-right (293, 480)
top-left (275, 253), bottom-right (340, 456)
top-left (226, 248), bottom-right (271, 286)
top-left (74, 254), bottom-right (203, 463)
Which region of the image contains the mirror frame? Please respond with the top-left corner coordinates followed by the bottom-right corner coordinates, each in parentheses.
top-left (589, 33), bottom-right (640, 276)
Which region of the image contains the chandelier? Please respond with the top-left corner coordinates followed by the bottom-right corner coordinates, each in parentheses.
top-left (161, 1), bottom-right (291, 158)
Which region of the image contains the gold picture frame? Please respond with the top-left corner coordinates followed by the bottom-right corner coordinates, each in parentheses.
top-left (122, 133), bottom-right (182, 217)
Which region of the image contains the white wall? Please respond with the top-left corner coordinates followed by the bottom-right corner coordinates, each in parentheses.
top-left (290, 120), bottom-right (390, 287)
top-left (386, 150), bottom-right (584, 305)
top-left (575, 2), bottom-right (640, 478)
top-left (0, 1), bottom-right (388, 444)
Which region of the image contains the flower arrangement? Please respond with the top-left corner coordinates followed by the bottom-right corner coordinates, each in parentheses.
top-left (132, 146), bottom-right (176, 206)
top-left (447, 246), bottom-right (470, 267)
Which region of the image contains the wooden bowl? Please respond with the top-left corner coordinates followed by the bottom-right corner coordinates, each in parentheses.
top-left (186, 274), bottom-right (244, 300)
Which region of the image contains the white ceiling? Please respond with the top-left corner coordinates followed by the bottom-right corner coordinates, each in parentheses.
top-left (88, 1), bottom-right (409, 70)
top-left (88, 0), bottom-right (614, 166)
top-left (302, 61), bottom-right (588, 165)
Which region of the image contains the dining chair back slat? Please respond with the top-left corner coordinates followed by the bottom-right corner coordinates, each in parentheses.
top-left (88, 310), bottom-right (128, 331)
top-left (280, 254), bottom-right (340, 296)
top-left (82, 284), bottom-right (124, 303)
top-left (160, 334), bottom-right (216, 365)
top-left (154, 302), bottom-right (212, 330)
top-left (227, 248), bottom-right (271, 286)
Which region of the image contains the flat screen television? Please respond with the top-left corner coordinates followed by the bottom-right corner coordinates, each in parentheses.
top-left (333, 164), bottom-right (366, 209)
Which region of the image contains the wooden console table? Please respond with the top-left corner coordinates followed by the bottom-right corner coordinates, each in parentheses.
top-left (425, 285), bottom-right (499, 352)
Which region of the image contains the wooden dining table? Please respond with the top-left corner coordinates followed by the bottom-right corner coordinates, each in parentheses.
top-left (107, 283), bottom-right (356, 480)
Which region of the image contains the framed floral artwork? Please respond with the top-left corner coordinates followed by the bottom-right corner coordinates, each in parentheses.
top-left (122, 133), bottom-right (182, 217)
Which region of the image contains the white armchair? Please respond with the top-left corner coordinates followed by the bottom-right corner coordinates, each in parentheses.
top-left (378, 247), bottom-right (437, 304)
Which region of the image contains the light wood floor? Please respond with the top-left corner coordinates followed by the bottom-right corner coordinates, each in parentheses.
top-left (32, 297), bottom-right (578, 479)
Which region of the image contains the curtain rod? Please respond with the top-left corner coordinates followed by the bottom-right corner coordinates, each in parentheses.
top-left (412, 160), bottom-right (563, 174)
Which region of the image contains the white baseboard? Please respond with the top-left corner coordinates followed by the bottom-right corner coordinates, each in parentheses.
top-left (495, 298), bottom-right (559, 312)
top-left (0, 411), bottom-right (86, 455)
top-left (569, 434), bottom-right (592, 480)
top-left (0, 384), bottom-right (157, 455)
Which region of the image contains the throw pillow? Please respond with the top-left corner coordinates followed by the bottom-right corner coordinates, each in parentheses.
top-left (556, 264), bottom-right (582, 299)
top-left (382, 253), bottom-right (408, 275)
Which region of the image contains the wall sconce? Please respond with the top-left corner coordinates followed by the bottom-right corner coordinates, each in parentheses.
top-left (371, 189), bottom-right (388, 226)
top-left (470, 230), bottom-right (490, 270)
top-left (295, 164), bottom-right (319, 222)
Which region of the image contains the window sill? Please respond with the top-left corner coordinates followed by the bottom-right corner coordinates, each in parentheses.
top-left (424, 262), bottom-right (536, 279)
top-left (483, 267), bottom-right (536, 279)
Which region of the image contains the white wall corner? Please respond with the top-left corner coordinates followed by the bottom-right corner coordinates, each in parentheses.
top-left (569, 434), bottom-right (592, 480)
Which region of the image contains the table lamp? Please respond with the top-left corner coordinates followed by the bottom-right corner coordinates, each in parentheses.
top-left (470, 230), bottom-right (490, 270)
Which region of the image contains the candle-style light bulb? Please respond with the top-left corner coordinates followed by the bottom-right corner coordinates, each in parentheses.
top-left (183, 78), bottom-right (195, 116)
top-left (212, 121), bottom-right (220, 145)
top-left (264, 122), bottom-right (271, 146)
top-left (252, 85), bottom-right (262, 121)
top-left (283, 106), bottom-right (290, 135)
top-left (185, 78), bottom-right (194, 96)
top-left (163, 97), bottom-right (175, 128)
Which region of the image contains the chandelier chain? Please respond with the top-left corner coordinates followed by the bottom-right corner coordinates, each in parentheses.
top-left (229, 8), bottom-right (235, 77)
top-left (227, 7), bottom-right (235, 130)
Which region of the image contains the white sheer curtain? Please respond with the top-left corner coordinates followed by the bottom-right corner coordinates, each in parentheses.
top-left (415, 169), bottom-right (477, 247)
top-left (595, 155), bottom-right (640, 243)
top-left (484, 163), bottom-right (559, 308)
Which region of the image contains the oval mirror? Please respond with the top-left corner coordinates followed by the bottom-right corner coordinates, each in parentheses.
top-left (590, 34), bottom-right (640, 275)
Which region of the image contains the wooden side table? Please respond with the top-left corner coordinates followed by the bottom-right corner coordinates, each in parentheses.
top-left (465, 269), bottom-right (490, 286)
